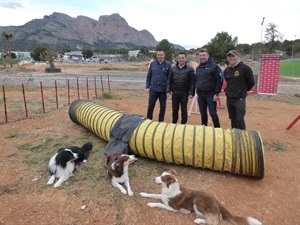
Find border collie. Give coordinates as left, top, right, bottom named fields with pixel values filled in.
left=105, top=153, right=137, bottom=196
left=140, top=170, right=262, bottom=225
left=47, top=142, right=93, bottom=188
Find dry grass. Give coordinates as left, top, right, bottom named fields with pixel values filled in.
left=7, top=62, right=149, bottom=74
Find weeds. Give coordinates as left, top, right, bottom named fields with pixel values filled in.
left=264, top=141, right=287, bottom=151
left=4, top=132, right=25, bottom=138
left=271, top=142, right=287, bottom=151
left=99, top=92, right=115, bottom=100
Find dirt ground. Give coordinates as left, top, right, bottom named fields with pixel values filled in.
left=0, top=63, right=299, bottom=225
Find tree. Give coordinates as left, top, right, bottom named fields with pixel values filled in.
left=264, top=23, right=283, bottom=53
left=82, top=49, right=94, bottom=59
left=31, top=46, right=49, bottom=61
left=40, top=50, right=58, bottom=68
left=204, top=32, right=238, bottom=64
left=31, top=45, right=61, bottom=72
left=140, top=46, right=149, bottom=60
left=155, top=39, right=175, bottom=62
left=236, top=43, right=251, bottom=55
left=2, top=32, right=13, bottom=67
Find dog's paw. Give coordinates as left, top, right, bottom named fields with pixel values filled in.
left=147, top=203, right=157, bottom=208
left=128, top=190, right=133, bottom=196
left=194, top=218, right=206, bottom=224
left=121, top=189, right=127, bottom=195
left=140, top=192, right=148, bottom=197
left=47, top=180, right=53, bottom=185
left=53, top=183, right=61, bottom=188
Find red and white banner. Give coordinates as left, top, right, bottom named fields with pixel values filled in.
left=258, top=54, right=280, bottom=95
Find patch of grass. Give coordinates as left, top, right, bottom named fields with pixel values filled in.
left=279, top=60, right=300, bottom=78
left=17, top=130, right=106, bottom=166
left=98, top=67, right=141, bottom=71
left=264, top=141, right=287, bottom=151
left=18, top=135, right=70, bottom=165
left=17, top=135, right=70, bottom=152
left=98, top=67, right=120, bottom=71
left=271, top=142, right=287, bottom=151
left=248, top=94, right=300, bottom=105
left=24, top=153, right=52, bottom=165
left=4, top=132, right=25, bottom=138
left=99, top=92, right=116, bottom=100
left=252, top=59, right=300, bottom=78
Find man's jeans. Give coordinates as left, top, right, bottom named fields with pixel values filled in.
left=197, top=91, right=220, bottom=127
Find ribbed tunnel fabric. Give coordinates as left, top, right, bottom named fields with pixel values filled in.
left=69, top=99, right=264, bottom=179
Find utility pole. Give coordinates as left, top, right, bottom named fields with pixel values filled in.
left=292, top=35, right=296, bottom=76
left=260, top=17, right=265, bottom=58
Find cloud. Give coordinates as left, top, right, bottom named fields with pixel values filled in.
left=2, top=1, right=22, bottom=9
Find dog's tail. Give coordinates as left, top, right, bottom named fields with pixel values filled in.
left=81, top=142, right=93, bottom=151
left=220, top=205, right=262, bottom=225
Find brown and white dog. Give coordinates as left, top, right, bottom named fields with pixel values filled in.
left=105, top=153, right=138, bottom=196
left=140, top=170, right=262, bottom=225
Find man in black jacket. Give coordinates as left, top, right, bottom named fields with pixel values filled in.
left=166, top=52, right=195, bottom=124
left=224, top=50, right=255, bottom=130
left=195, top=48, right=223, bottom=127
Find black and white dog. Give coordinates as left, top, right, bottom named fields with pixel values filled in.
left=47, top=142, right=93, bottom=188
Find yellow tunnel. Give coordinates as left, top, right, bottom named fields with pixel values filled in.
left=69, top=99, right=264, bottom=179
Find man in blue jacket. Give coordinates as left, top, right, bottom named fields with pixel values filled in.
left=195, top=48, right=223, bottom=127
left=146, top=49, right=172, bottom=122
left=166, top=52, right=195, bottom=124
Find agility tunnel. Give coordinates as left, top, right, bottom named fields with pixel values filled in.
left=69, top=99, right=264, bottom=179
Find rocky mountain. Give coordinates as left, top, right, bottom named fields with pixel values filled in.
left=0, top=12, right=182, bottom=52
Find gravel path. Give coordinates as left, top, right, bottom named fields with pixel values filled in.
left=0, top=72, right=299, bottom=95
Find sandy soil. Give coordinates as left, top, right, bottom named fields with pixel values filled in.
left=0, top=63, right=299, bottom=225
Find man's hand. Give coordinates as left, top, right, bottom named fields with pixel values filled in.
left=213, top=94, right=219, bottom=102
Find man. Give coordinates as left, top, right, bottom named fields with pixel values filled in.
left=224, top=50, right=255, bottom=130
left=146, top=49, right=172, bottom=122
left=195, top=48, right=223, bottom=127
left=166, top=52, right=195, bottom=124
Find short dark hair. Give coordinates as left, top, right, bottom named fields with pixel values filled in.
left=177, top=52, right=186, bottom=56
left=157, top=48, right=165, bottom=52
left=199, top=48, right=209, bottom=54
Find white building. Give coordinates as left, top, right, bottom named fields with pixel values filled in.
left=128, top=50, right=140, bottom=58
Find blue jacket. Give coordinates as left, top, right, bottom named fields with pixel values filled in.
left=146, top=59, right=172, bottom=92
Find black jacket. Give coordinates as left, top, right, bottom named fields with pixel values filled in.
left=224, top=61, right=255, bottom=98
left=195, top=59, right=223, bottom=95
left=166, top=63, right=195, bottom=96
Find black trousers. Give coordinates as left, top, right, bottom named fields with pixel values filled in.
left=147, top=91, right=167, bottom=122
left=226, top=97, right=246, bottom=130
left=171, top=93, right=189, bottom=124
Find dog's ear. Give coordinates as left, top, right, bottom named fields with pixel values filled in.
left=104, top=156, right=109, bottom=168
left=57, top=147, right=65, bottom=153
left=165, top=175, right=177, bottom=187
left=168, top=169, right=177, bottom=176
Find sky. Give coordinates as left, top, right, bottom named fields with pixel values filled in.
left=0, top=0, right=299, bottom=49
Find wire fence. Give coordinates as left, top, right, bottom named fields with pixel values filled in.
left=0, top=74, right=144, bottom=124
